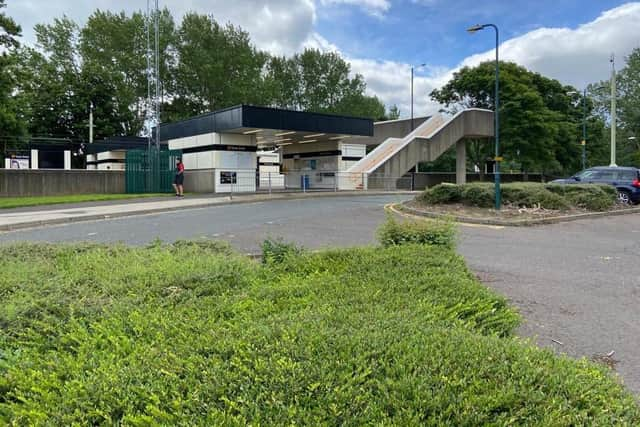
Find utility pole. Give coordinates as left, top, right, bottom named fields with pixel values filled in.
left=610, top=54, right=617, bottom=167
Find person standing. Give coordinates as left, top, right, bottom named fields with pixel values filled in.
left=173, top=158, right=185, bottom=197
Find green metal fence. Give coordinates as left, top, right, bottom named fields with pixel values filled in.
left=125, top=149, right=182, bottom=193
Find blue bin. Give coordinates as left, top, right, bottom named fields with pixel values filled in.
left=301, top=175, right=310, bottom=189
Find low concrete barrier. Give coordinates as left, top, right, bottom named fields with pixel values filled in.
left=0, top=169, right=125, bottom=197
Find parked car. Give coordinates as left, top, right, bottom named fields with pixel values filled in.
left=550, top=166, right=640, bottom=205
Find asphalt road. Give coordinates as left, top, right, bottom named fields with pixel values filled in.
left=0, top=195, right=411, bottom=252
left=1, top=195, right=639, bottom=393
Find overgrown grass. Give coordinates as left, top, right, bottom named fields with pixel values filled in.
left=0, top=193, right=169, bottom=209
left=418, top=182, right=617, bottom=211
left=0, top=240, right=638, bottom=424
left=377, top=214, right=456, bottom=248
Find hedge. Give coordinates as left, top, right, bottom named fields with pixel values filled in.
left=0, top=241, right=637, bottom=424
left=418, top=182, right=617, bottom=211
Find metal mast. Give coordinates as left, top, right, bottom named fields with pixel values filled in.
left=154, top=0, right=160, bottom=150
left=146, top=0, right=152, bottom=152
left=145, top=0, right=161, bottom=151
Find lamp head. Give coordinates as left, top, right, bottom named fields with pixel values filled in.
left=467, top=24, right=485, bottom=33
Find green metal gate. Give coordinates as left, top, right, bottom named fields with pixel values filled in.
left=125, top=149, right=182, bottom=193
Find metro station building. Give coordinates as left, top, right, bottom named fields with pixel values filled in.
left=159, top=104, right=493, bottom=193
left=160, top=105, right=376, bottom=193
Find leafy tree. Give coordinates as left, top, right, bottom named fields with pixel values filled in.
left=14, top=8, right=394, bottom=144
left=172, top=13, right=267, bottom=117
left=19, top=17, right=82, bottom=139
left=80, top=9, right=176, bottom=136
left=264, top=48, right=386, bottom=119
left=387, top=105, right=401, bottom=120
left=0, top=0, right=25, bottom=144
left=590, top=48, right=640, bottom=166
left=431, top=61, right=594, bottom=175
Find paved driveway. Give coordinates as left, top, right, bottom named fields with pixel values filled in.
left=457, top=215, right=640, bottom=393
left=0, top=196, right=638, bottom=392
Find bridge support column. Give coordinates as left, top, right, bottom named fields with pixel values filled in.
left=456, top=140, right=466, bottom=184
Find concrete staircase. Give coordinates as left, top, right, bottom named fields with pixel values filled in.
left=342, top=109, right=494, bottom=190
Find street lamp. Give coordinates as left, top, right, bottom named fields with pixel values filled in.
left=411, top=63, right=426, bottom=131
left=609, top=54, right=617, bottom=167
left=567, top=89, right=587, bottom=170
left=468, top=23, right=501, bottom=210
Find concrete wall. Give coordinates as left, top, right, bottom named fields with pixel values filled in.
left=183, top=169, right=216, bottom=193
left=350, top=116, right=429, bottom=147
left=0, top=169, right=125, bottom=197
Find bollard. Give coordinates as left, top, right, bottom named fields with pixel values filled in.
left=268, top=172, right=272, bottom=195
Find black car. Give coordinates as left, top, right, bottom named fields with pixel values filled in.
left=551, top=166, right=640, bottom=205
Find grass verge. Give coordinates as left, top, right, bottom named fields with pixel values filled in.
left=0, top=193, right=170, bottom=209
left=0, top=239, right=637, bottom=424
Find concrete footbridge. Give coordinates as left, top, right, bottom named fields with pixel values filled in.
left=342, top=109, right=495, bottom=190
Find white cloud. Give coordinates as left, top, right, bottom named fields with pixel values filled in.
left=459, top=2, right=640, bottom=89
left=7, top=0, right=317, bottom=55
left=349, top=59, right=445, bottom=118
left=320, top=0, right=390, bottom=16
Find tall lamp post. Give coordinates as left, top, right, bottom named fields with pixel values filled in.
left=609, top=54, right=617, bottom=167
left=411, top=63, right=426, bottom=131
left=468, top=23, right=501, bottom=210
left=567, top=89, right=587, bottom=170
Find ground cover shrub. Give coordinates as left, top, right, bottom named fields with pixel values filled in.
left=377, top=215, right=456, bottom=248
left=261, top=237, right=304, bottom=264
left=501, top=183, right=570, bottom=210
left=545, top=184, right=617, bottom=211
left=417, top=182, right=462, bottom=205
left=419, top=182, right=617, bottom=211
left=0, top=242, right=638, bottom=424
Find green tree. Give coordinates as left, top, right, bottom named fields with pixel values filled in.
left=172, top=13, right=267, bottom=118
left=19, top=17, right=82, bottom=139
left=387, top=105, right=401, bottom=120
left=0, top=0, right=25, bottom=144
left=264, top=48, right=386, bottom=119
left=80, top=9, right=176, bottom=136
left=431, top=61, right=591, bottom=175
left=591, top=48, right=640, bottom=166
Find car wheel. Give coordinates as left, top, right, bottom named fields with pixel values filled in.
left=617, top=190, right=631, bottom=205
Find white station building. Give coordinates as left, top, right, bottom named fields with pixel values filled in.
left=159, top=105, right=374, bottom=193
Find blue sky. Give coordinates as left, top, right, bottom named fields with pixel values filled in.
left=316, top=0, right=631, bottom=68
left=8, top=0, right=640, bottom=116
